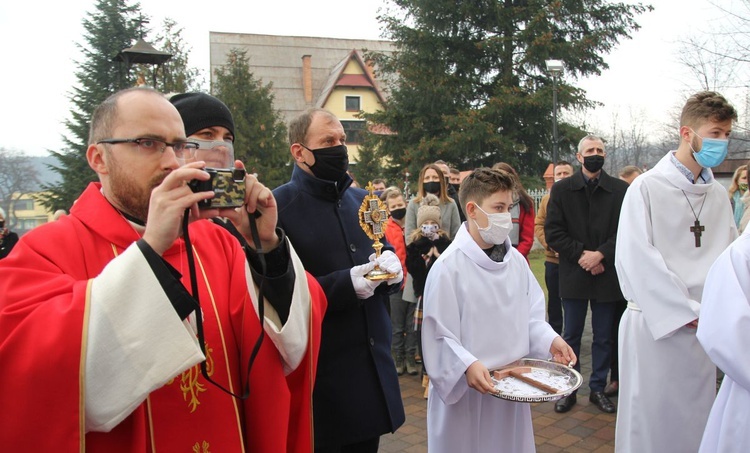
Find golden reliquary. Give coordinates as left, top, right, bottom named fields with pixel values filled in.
left=358, top=181, right=397, bottom=281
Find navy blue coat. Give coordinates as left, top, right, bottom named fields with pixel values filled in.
left=544, top=169, right=628, bottom=302
left=273, top=165, right=405, bottom=448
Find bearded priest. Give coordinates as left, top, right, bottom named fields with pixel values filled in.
left=0, top=87, right=327, bottom=452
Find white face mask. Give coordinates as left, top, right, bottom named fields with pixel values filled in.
left=421, top=223, right=439, bottom=239
left=473, top=205, right=513, bottom=245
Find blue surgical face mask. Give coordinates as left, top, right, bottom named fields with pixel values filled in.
left=690, top=129, right=729, bottom=168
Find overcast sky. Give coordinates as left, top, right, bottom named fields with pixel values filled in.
left=0, top=0, right=739, bottom=156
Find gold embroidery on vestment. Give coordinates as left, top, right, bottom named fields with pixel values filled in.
left=167, top=343, right=214, bottom=413
left=192, top=247, right=246, bottom=449
left=192, top=440, right=211, bottom=452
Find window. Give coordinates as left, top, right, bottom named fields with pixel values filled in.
left=345, top=96, right=361, bottom=112
left=341, top=120, right=366, bottom=145
left=13, top=199, right=34, bottom=211
left=19, top=218, right=44, bottom=230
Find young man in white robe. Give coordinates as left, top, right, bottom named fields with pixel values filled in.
left=422, top=167, right=576, bottom=453
left=614, top=91, right=738, bottom=453
left=697, top=230, right=750, bottom=453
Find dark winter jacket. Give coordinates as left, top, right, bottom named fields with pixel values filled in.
left=405, top=234, right=452, bottom=298
left=273, top=165, right=405, bottom=448
left=0, top=231, right=18, bottom=259
left=544, top=169, right=628, bottom=302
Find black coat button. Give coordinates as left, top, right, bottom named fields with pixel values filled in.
left=349, top=243, right=357, bottom=252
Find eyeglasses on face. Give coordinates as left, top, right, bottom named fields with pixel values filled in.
left=97, top=138, right=200, bottom=159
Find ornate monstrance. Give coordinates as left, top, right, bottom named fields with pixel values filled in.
left=358, top=181, right=397, bottom=281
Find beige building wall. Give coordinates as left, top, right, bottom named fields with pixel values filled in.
left=326, top=89, right=384, bottom=118
left=325, top=87, right=382, bottom=161
left=322, top=59, right=386, bottom=162
left=210, top=32, right=393, bottom=122
left=6, top=192, right=56, bottom=235
left=209, top=32, right=395, bottom=165
left=326, top=59, right=385, bottom=117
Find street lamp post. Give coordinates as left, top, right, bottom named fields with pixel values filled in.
left=545, top=59, right=564, bottom=181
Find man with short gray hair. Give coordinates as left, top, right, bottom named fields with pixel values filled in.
left=545, top=135, right=629, bottom=414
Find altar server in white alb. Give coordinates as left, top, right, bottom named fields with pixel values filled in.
left=422, top=167, right=576, bottom=453
left=697, top=231, right=750, bottom=452
left=614, top=91, right=738, bottom=453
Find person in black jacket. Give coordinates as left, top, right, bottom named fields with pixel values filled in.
left=273, top=108, right=405, bottom=453
left=544, top=135, right=629, bottom=415
left=0, top=207, right=19, bottom=259
left=406, top=194, right=452, bottom=300
left=406, top=194, right=452, bottom=398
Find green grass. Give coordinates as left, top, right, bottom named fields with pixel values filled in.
left=528, top=249, right=548, bottom=299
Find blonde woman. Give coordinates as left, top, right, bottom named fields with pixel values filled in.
left=729, top=164, right=747, bottom=228
left=403, top=163, right=460, bottom=369
left=404, top=163, right=461, bottom=244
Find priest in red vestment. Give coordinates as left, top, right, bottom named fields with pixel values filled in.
left=0, top=87, right=326, bottom=452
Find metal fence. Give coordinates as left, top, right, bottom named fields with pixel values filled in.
left=528, top=188, right=547, bottom=213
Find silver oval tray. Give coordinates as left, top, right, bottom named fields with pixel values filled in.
left=489, top=358, right=582, bottom=403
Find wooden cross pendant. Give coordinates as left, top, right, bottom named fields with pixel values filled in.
left=690, top=219, right=705, bottom=247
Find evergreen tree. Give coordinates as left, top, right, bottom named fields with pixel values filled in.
left=212, top=49, right=291, bottom=189
left=148, top=18, right=204, bottom=94
left=38, top=0, right=142, bottom=212
left=353, top=130, right=415, bottom=194
left=366, top=0, right=652, bottom=179
left=39, top=5, right=202, bottom=212
left=351, top=131, right=383, bottom=188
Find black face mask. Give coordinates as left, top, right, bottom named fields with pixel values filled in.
left=450, top=183, right=460, bottom=193
left=583, top=155, right=605, bottom=173
left=423, top=181, right=441, bottom=195
left=0, top=220, right=4, bottom=228
left=303, top=144, right=349, bottom=182
left=390, top=207, right=406, bottom=220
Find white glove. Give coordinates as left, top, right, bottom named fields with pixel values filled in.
left=350, top=260, right=381, bottom=299
left=371, top=250, right=404, bottom=286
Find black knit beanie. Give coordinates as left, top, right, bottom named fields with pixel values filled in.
left=169, top=92, right=235, bottom=138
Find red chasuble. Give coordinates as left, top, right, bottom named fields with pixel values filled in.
left=0, top=183, right=326, bottom=452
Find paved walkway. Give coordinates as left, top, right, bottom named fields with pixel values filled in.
left=379, top=310, right=616, bottom=452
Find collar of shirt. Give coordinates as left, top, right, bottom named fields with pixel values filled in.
left=581, top=172, right=599, bottom=186
left=291, top=164, right=353, bottom=200
left=483, top=243, right=507, bottom=262
left=670, top=151, right=709, bottom=184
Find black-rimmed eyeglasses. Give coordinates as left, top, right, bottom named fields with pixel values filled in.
left=97, top=138, right=199, bottom=159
